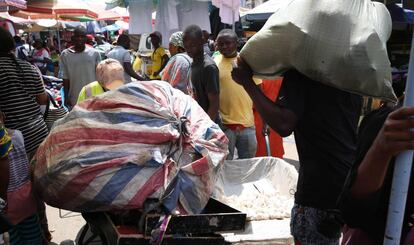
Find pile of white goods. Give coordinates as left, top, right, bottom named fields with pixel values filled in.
left=221, top=186, right=293, bottom=221
left=214, top=157, right=297, bottom=221
left=240, top=0, right=396, bottom=102
left=214, top=157, right=298, bottom=244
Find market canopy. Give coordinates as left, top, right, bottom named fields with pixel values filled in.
left=0, top=0, right=26, bottom=11
left=97, top=7, right=128, bottom=21
left=9, top=0, right=98, bottom=21
left=0, top=11, right=31, bottom=24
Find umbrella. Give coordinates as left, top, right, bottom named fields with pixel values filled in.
left=101, top=20, right=128, bottom=32
left=53, top=0, right=98, bottom=19
left=9, top=0, right=98, bottom=21
left=0, top=0, right=26, bottom=11
left=97, top=7, right=128, bottom=21
left=0, top=11, right=32, bottom=24
left=36, top=18, right=57, bottom=27
left=101, top=23, right=121, bottom=32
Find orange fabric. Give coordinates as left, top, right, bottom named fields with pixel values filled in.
left=254, top=78, right=285, bottom=158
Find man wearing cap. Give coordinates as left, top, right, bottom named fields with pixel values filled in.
left=77, top=59, right=125, bottom=103
left=160, top=32, right=192, bottom=94
left=108, top=34, right=143, bottom=83
left=149, top=31, right=169, bottom=80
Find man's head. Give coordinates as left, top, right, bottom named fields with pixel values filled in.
left=0, top=27, right=15, bottom=54
left=13, top=36, right=23, bottom=45
left=117, top=34, right=130, bottom=49
left=96, top=59, right=125, bottom=90
left=150, top=31, right=162, bottom=48
left=95, top=34, right=105, bottom=45
left=183, top=25, right=204, bottom=59
left=216, top=29, right=238, bottom=58
left=72, top=26, right=87, bottom=52
left=33, top=40, right=43, bottom=49
left=86, top=34, right=95, bottom=46
left=202, top=30, right=210, bottom=44
left=168, top=31, right=185, bottom=56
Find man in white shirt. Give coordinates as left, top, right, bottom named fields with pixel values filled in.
left=60, top=26, right=101, bottom=108
left=107, top=34, right=143, bottom=83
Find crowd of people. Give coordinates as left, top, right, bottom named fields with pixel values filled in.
left=0, top=20, right=413, bottom=245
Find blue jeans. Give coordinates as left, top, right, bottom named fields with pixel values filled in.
left=224, top=126, right=257, bottom=160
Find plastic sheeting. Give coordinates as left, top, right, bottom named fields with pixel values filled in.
left=33, top=80, right=228, bottom=214
left=214, top=157, right=297, bottom=244
left=240, top=0, right=397, bottom=103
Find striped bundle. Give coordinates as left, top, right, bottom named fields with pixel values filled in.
left=33, top=81, right=228, bottom=214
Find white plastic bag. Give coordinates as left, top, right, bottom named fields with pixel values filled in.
left=240, top=0, right=396, bottom=102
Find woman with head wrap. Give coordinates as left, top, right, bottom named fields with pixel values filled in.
left=160, top=31, right=193, bottom=95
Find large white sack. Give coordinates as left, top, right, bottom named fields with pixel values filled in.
left=240, top=0, right=397, bottom=102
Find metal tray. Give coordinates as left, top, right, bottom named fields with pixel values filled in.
left=144, top=198, right=246, bottom=237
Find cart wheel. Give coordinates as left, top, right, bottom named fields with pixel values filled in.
left=77, top=223, right=108, bottom=245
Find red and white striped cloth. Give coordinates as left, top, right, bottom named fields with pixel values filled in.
left=33, top=80, right=228, bottom=214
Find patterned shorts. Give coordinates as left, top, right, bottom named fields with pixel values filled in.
left=290, top=204, right=341, bottom=245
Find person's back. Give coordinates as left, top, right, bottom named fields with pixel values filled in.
left=161, top=31, right=192, bottom=94
left=107, top=34, right=143, bottom=83
left=107, top=46, right=131, bottom=82
left=0, top=56, right=48, bottom=155
left=161, top=53, right=192, bottom=94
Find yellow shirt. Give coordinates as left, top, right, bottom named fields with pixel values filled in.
left=150, top=47, right=166, bottom=80
left=77, top=81, right=105, bottom=104
left=214, top=54, right=261, bottom=127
